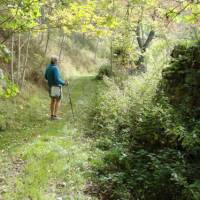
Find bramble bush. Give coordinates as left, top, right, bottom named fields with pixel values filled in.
left=87, top=43, right=200, bottom=200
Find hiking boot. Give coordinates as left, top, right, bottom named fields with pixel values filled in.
left=52, top=116, right=62, bottom=120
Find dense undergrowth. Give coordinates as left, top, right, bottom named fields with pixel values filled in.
left=87, top=43, right=200, bottom=200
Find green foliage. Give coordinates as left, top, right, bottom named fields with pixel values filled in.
left=96, top=64, right=113, bottom=80
left=161, top=43, right=200, bottom=119
left=182, top=121, right=200, bottom=154
left=0, top=78, right=19, bottom=98
left=87, top=55, right=200, bottom=199
left=94, top=148, right=187, bottom=200
left=49, top=0, right=119, bottom=36
left=0, top=0, right=44, bottom=31
left=172, top=1, right=200, bottom=25
left=160, top=42, right=200, bottom=161
left=112, top=41, right=137, bottom=70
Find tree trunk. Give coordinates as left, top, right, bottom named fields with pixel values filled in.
left=110, top=0, right=115, bottom=73
left=135, top=22, right=155, bottom=73
left=58, top=34, right=65, bottom=62
left=39, top=29, right=50, bottom=68
left=11, top=34, right=14, bottom=83
left=143, top=30, right=155, bottom=50
left=110, top=35, right=114, bottom=72
left=39, top=32, right=44, bottom=45
left=21, top=32, right=31, bottom=87
left=94, top=38, right=99, bottom=61
left=17, top=33, right=21, bottom=83
left=44, top=29, right=50, bottom=56
left=136, top=22, right=143, bottom=49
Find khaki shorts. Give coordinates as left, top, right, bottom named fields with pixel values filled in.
left=49, top=86, right=63, bottom=100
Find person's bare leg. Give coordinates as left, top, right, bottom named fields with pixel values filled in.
left=54, top=98, right=61, bottom=117
left=50, top=98, right=56, bottom=117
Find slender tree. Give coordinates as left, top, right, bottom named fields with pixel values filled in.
left=11, top=34, right=14, bottom=83
left=17, top=33, right=21, bottom=83
left=21, top=32, right=31, bottom=87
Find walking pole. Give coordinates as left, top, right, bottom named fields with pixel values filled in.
left=67, top=84, right=75, bottom=120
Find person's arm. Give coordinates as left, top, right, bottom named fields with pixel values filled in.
left=54, top=67, right=66, bottom=86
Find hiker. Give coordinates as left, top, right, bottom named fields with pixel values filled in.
left=45, top=56, right=67, bottom=120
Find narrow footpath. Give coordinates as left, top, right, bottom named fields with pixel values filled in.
left=0, top=76, right=100, bottom=200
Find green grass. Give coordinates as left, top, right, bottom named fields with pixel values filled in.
left=0, top=76, right=102, bottom=200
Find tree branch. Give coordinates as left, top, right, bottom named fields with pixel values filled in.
left=143, top=30, right=155, bottom=50
left=136, top=23, right=143, bottom=49
left=0, top=0, right=22, bottom=26
left=166, top=2, right=192, bottom=26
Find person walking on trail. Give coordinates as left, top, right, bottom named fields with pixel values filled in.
left=45, top=56, right=67, bottom=120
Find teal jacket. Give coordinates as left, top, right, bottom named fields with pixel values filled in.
left=45, top=64, right=65, bottom=87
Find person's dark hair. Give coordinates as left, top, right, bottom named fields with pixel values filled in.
left=50, top=56, right=58, bottom=65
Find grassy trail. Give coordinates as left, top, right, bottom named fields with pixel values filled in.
left=0, top=76, right=100, bottom=200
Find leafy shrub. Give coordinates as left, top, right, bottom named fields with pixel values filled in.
left=0, top=77, right=19, bottom=98
left=93, top=148, right=187, bottom=200
left=96, top=64, right=113, bottom=80
left=89, top=88, right=191, bottom=199
left=160, top=42, right=200, bottom=175
left=87, top=51, right=200, bottom=199
left=161, top=43, right=200, bottom=119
